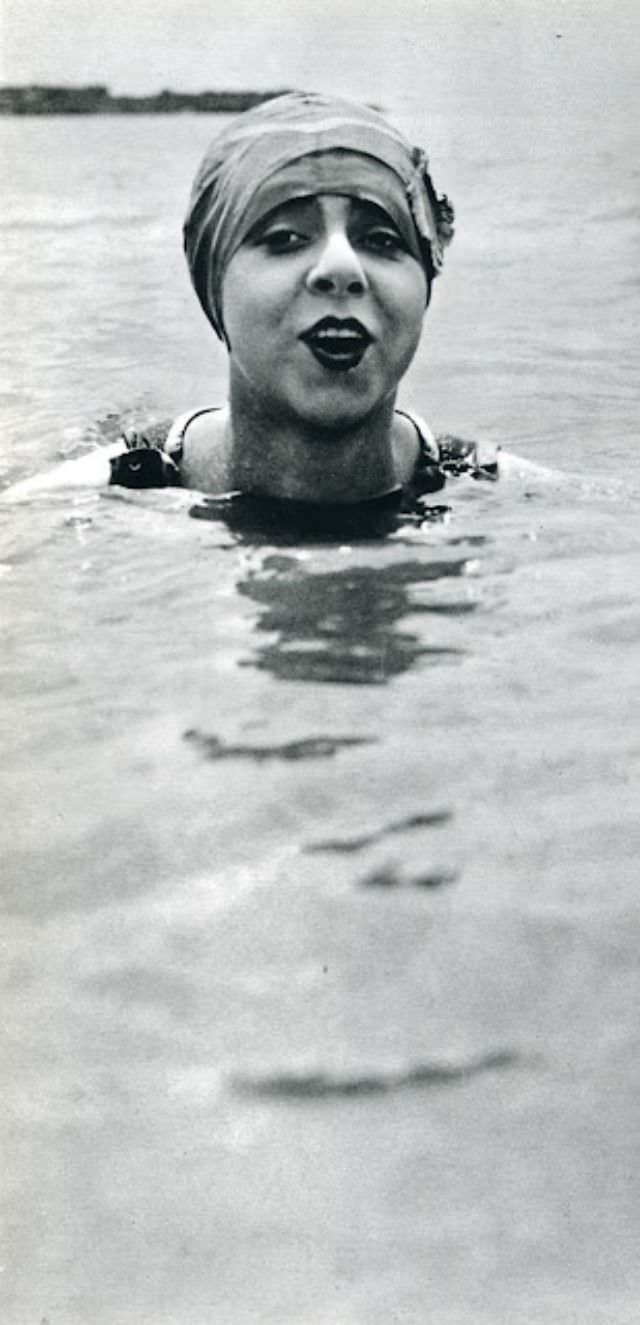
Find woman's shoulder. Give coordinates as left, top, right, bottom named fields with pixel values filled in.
left=165, top=407, right=224, bottom=460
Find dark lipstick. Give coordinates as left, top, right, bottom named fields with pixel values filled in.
left=299, top=316, right=373, bottom=372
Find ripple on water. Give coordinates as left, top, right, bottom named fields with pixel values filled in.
left=183, top=729, right=374, bottom=761
left=231, top=1048, right=523, bottom=1100
left=304, top=808, right=453, bottom=853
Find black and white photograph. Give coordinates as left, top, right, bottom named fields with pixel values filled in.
left=1, top=2, right=638, bottom=1322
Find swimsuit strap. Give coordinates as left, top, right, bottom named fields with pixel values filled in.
left=394, top=408, right=448, bottom=495
left=164, top=406, right=222, bottom=463
left=394, top=408, right=440, bottom=463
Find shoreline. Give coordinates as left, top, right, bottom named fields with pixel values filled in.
left=0, top=84, right=291, bottom=116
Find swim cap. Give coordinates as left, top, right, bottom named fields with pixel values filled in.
left=183, top=91, right=455, bottom=339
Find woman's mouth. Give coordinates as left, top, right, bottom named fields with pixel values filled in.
left=300, top=317, right=373, bottom=372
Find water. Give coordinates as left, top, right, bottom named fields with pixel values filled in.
left=1, top=106, right=639, bottom=1325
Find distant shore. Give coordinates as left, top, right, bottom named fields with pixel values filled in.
left=0, top=84, right=292, bottom=116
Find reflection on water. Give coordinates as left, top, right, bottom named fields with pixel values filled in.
left=238, top=554, right=472, bottom=684
left=184, top=729, right=373, bottom=761
left=232, top=1047, right=522, bottom=1100
left=358, top=862, right=459, bottom=890
left=189, top=491, right=451, bottom=544
left=305, top=807, right=453, bottom=853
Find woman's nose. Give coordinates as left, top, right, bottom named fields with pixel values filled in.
left=305, top=231, right=369, bottom=296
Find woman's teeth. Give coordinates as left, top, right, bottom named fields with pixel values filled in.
left=315, top=328, right=362, bottom=339
left=302, top=325, right=371, bottom=370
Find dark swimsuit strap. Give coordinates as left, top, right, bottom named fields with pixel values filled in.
left=394, top=407, right=439, bottom=461
left=164, top=407, right=222, bottom=465
left=394, top=409, right=448, bottom=495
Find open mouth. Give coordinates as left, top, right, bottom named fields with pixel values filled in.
left=299, top=317, right=373, bottom=372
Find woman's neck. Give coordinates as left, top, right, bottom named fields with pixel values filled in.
left=225, top=386, right=404, bottom=504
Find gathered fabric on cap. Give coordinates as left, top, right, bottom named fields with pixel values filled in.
left=183, top=91, right=455, bottom=339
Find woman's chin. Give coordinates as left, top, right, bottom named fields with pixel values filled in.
left=277, top=371, right=393, bottom=432
left=287, top=396, right=382, bottom=435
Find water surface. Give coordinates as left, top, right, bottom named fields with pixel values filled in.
left=1, top=104, right=639, bottom=1325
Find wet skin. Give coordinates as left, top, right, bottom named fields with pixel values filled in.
left=221, top=194, right=429, bottom=434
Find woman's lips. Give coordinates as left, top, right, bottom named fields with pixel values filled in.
left=299, top=316, right=373, bottom=372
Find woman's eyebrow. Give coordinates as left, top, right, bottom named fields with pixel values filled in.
left=349, top=198, right=400, bottom=228
left=249, top=198, right=319, bottom=234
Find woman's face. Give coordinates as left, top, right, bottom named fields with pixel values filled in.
left=220, top=194, right=429, bottom=430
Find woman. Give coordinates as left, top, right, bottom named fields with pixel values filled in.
left=7, top=92, right=501, bottom=506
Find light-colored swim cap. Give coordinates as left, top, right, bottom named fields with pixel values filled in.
left=183, top=91, right=455, bottom=338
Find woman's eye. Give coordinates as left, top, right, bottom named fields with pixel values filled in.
left=360, top=228, right=405, bottom=255
left=260, top=228, right=307, bottom=253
